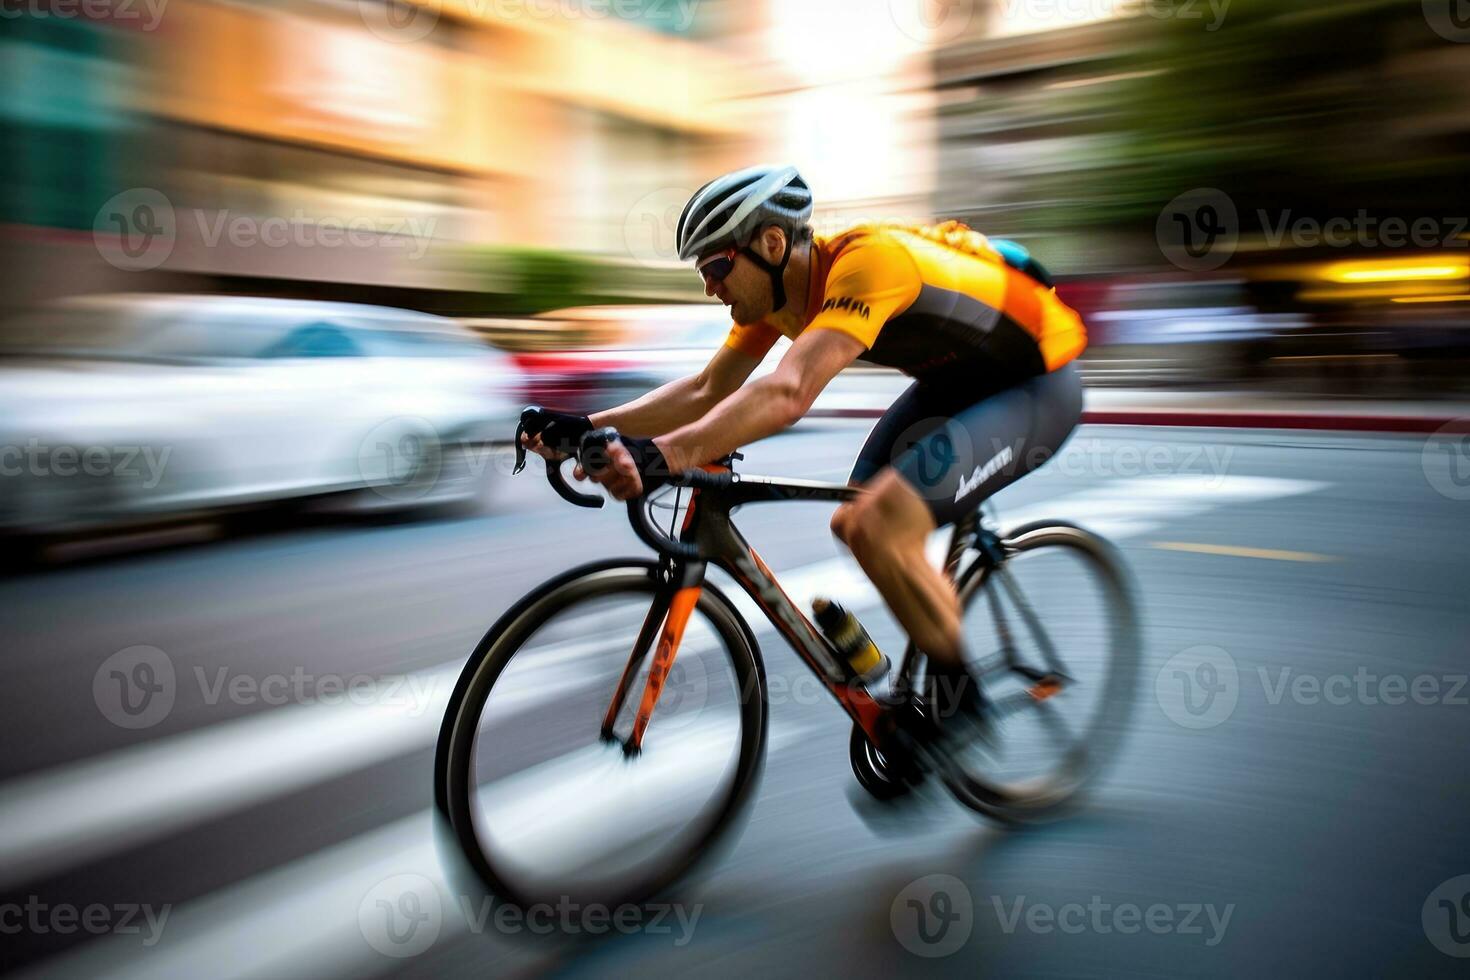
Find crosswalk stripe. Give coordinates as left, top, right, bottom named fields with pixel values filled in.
left=0, top=474, right=1326, bottom=897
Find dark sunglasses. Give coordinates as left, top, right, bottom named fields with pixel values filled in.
left=696, top=247, right=738, bottom=287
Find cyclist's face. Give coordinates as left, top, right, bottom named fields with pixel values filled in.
left=699, top=234, right=780, bottom=324
left=700, top=249, right=760, bottom=324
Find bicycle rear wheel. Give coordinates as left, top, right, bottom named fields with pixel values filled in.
left=435, top=561, right=767, bottom=913
left=941, top=520, right=1140, bottom=822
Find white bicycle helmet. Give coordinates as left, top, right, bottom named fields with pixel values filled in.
left=676, top=165, right=814, bottom=311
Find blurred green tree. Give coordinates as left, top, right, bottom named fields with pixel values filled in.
left=1039, top=0, right=1465, bottom=238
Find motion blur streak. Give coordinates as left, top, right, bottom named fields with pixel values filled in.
left=2, top=0, right=1469, bottom=977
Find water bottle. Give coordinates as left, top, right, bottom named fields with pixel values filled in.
left=812, top=597, right=890, bottom=685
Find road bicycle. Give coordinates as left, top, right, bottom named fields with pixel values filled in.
left=434, top=411, right=1140, bottom=912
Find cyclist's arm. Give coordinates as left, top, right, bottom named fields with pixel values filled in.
left=588, top=342, right=762, bottom=438
left=654, top=240, right=918, bottom=472
left=654, top=327, right=866, bottom=472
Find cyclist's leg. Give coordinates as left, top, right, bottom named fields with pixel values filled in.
left=835, top=382, right=964, bottom=665
left=832, top=364, right=1084, bottom=673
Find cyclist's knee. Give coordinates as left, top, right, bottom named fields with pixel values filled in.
left=832, top=471, right=932, bottom=554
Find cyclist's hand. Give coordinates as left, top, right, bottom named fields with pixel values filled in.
left=518, top=409, right=592, bottom=463
left=520, top=431, right=570, bottom=463
left=574, top=440, right=644, bottom=501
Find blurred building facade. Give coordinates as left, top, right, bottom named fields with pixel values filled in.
left=2, top=0, right=769, bottom=314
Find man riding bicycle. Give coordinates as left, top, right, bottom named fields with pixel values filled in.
left=521, top=164, right=1087, bottom=728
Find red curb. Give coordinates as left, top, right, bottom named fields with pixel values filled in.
left=1077, top=410, right=1468, bottom=434
left=807, top=407, right=1469, bottom=434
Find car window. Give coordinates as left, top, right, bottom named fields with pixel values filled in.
left=141, top=314, right=297, bottom=360
left=260, top=322, right=362, bottom=358
left=354, top=328, right=489, bottom=358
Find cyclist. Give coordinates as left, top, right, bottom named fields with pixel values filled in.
left=521, top=164, right=1086, bottom=728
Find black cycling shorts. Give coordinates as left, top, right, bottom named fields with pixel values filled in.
left=848, top=364, right=1083, bottom=526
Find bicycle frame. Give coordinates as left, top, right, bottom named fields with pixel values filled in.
left=600, top=464, right=987, bottom=755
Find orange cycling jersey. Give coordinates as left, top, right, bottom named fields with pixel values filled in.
left=724, top=221, right=1086, bottom=390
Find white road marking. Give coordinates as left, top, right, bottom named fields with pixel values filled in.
left=0, top=474, right=1326, bottom=894
left=19, top=716, right=821, bottom=980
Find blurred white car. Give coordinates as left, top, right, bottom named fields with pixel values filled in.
left=0, top=294, right=522, bottom=536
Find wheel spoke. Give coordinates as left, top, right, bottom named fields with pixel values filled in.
left=995, top=567, right=1071, bottom=678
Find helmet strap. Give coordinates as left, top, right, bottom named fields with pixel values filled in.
left=742, top=233, right=793, bottom=315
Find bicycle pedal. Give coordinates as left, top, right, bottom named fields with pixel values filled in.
left=1028, top=676, right=1064, bottom=701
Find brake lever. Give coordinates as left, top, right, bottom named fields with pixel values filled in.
left=513, top=405, right=550, bottom=476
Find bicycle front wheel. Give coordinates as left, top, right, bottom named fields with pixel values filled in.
left=435, top=561, right=767, bottom=912
left=942, top=520, right=1141, bottom=822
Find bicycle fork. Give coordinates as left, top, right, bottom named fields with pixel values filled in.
left=600, top=559, right=706, bottom=757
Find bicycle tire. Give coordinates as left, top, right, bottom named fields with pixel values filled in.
left=941, top=519, right=1141, bottom=823
left=434, top=559, right=767, bottom=914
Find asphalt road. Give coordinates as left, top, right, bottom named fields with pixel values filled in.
left=2, top=422, right=1468, bottom=978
